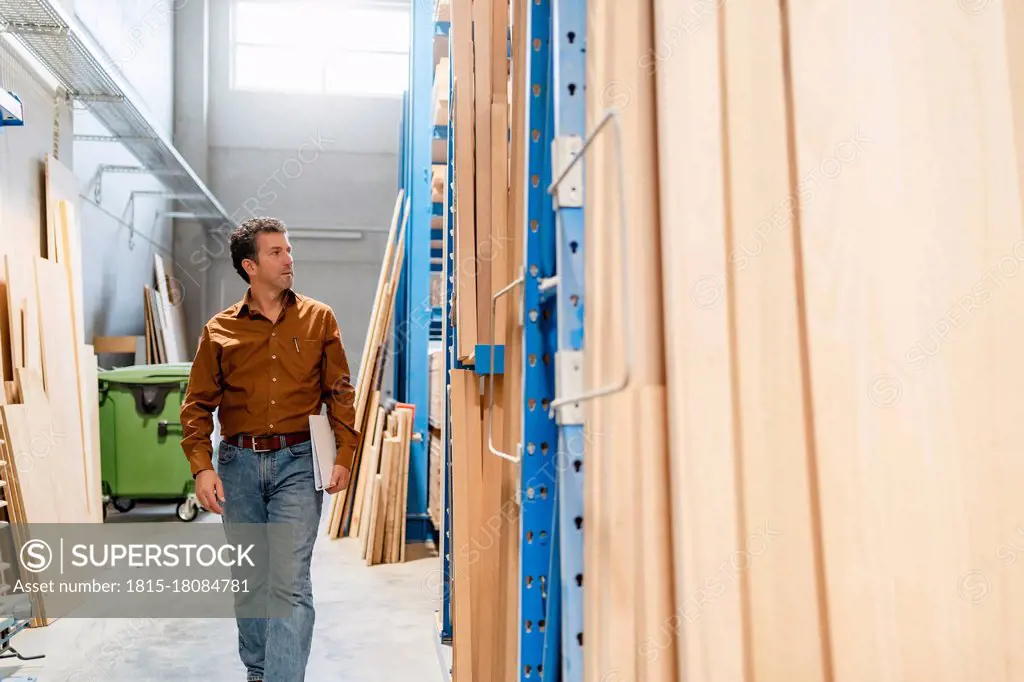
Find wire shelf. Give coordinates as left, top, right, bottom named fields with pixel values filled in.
left=0, top=0, right=233, bottom=227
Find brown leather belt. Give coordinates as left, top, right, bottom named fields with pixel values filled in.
left=228, top=431, right=311, bottom=452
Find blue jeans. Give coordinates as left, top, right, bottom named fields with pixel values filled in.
left=216, top=438, right=323, bottom=682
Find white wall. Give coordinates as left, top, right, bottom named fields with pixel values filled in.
left=74, top=0, right=178, bottom=354
left=174, top=0, right=405, bottom=373
left=0, top=0, right=176, bottom=370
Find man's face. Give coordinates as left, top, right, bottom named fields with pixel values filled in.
left=248, top=231, right=294, bottom=291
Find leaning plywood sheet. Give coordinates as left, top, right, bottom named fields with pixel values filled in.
left=147, top=286, right=168, bottom=364
left=44, top=154, right=78, bottom=263
left=451, top=0, right=478, bottom=361
left=78, top=345, right=102, bottom=524
left=2, top=383, right=64, bottom=526
left=358, top=404, right=388, bottom=555
left=143, top=286, right=155, bottom=364
left=56, top=200, right=99, bottom=522
left=348, top=392, right=382, bottom=539
left=650, top=1, right=746, bottom=680
left=0, top=403, right=52, bottom=626
left=55, top=200, right=84, bottom=348
left=449, top=369, right=479, bottom=682
left=5, top=255, right=41, bottom=378
left=498, top=5, right=527, bottom=675
left=396, top=406, right=414, bottom=563
left=716, top=0, right=831, bottom=679
left=33, top=260, right=91, bottom=523
left=0, top=278, right=13, bottom=382
left=154, top=254, right=188, bottom=362
left=354, top=193, right=404, bottom=427
left=586, top=0, right=673, bottom=679
left=787, top=2, right=1024, bottom=681
left=472, top=0, right=493, bottom=347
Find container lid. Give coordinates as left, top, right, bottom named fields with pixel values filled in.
left=98, top=363, right=193, bottom=384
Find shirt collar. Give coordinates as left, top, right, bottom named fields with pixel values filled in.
left=235, top=288, right=298, bottom=318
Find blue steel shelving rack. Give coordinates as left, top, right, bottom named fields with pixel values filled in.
left=520, top=0, right=561, bottom=677
left=519, top=0, right=587, bottom=678
left=403, top=1, right=588, bottom=679
left=394, top=0, right=438, bottom=546
left=439, top=6, right=456, bottom=645
left=548, top=2, right=586, bottom=679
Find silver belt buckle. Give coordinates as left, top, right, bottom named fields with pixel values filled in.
left=249, top=436, right=271, bottom=453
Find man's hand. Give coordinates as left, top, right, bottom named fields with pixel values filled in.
left=195, top=469, right=226, bottom=514
left=325, top=465, right=351, bottom=495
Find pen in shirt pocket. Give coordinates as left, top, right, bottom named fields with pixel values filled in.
left=293, top=336, right=299, bottom=353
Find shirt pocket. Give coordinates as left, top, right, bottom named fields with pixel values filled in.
left=279, top=337, right=322, bottom=382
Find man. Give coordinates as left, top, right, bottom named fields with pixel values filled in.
left=179, top=217, right=359, bottom=682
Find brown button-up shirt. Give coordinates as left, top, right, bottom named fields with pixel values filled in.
left=180, top=288, right=360, bottom=477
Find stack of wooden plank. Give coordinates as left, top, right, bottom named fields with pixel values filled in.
left=326, top=191, right=408, bottom=539
left=144, top=253, right=190, bottom=364
left=0, top=155, right=103, bottom=627
left=443, top=0, right=523, bottom=680
left=579, top=1, right=1024, bottom=681
left=427, top=426, right=442, bottom=530
left=355, top=402, right=414, bottom=566
left=428, top=348, right=443, bottom=529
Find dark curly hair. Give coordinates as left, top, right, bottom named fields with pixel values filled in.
left=229, top=217, right=287, bottom=283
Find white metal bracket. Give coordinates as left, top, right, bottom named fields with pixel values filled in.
left=554, top=350, right=585, bottom=425
left=551, top=135, right=584, bottom=208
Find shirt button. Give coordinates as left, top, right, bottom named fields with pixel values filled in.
left=272, top=332, right=276, bottom=337
left=272, top=377, right=277, bottom=382
left=272, top=355, right=277, bottom=360
left=271, top=400, right=276, bottom=405
left=270, top=424, right=274, bottom=429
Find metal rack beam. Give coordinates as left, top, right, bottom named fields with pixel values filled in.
left=439, top=14, right=457, bottom=642
left=550, top=2, right=586, bottom=679
left=393, top=0, right=435, bottom=546
left=0, top=0, right=234, bottom=228
left=520, top=0, right=561, bottom=677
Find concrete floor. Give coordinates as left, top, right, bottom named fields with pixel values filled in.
left=0, top=501, right=447, bottom=682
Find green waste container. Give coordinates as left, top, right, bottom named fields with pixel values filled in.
left=98, top=363, right=200, bottom=521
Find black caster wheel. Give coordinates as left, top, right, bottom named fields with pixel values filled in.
left=112, top=497, right=136, bottom=513
left=176, top=499, right=199, bottom=522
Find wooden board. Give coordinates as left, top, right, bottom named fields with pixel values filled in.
left=500, top=4, right=527, bottom=675
left=334, top=203, right=409, bottom=539
left=371, top=436, right=399, bottom=566
left=384, top=413, right=405, bottom=563
left=358, top=404, right=388, bottom=557
left=648, top=1, right=748, bottom=679
left=354, top=192, right=404, bottom=426
left=0, top=404, right=48, bottom=625
left=3, top=382, right=66, bottom=527
left=718, top=0, right=830, bottom=678
left=366, top=474, right=384, bottom=565
left=44, top=154, right=78, bottom=264
left=78, top=345, right=102, bottom=524
left=3, top=382, right=15, bottom=405
left=349, top=392, right=382, bottom=538
left=0, top=279, right=14, bottom=383
left=396, top=406, right=413, bottom=563
left=5, top=255, right=41, bottom=377
left=33, top=260, right=90, bottom=524
left=785, top=2, right=1024, bottom=680
left=451, top=0, right=478, bottom=361
left=472, top=0, right=493, bottom=346
left=154, top=254, right=187, bottom=362
left=449, top=369, right=479, bottom=681
left=55, top=200, right=84, bottom=349
left=55, top=200, right=99, bottom=521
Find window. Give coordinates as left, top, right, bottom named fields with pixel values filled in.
left=230, top=0, right=410, bottom=96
